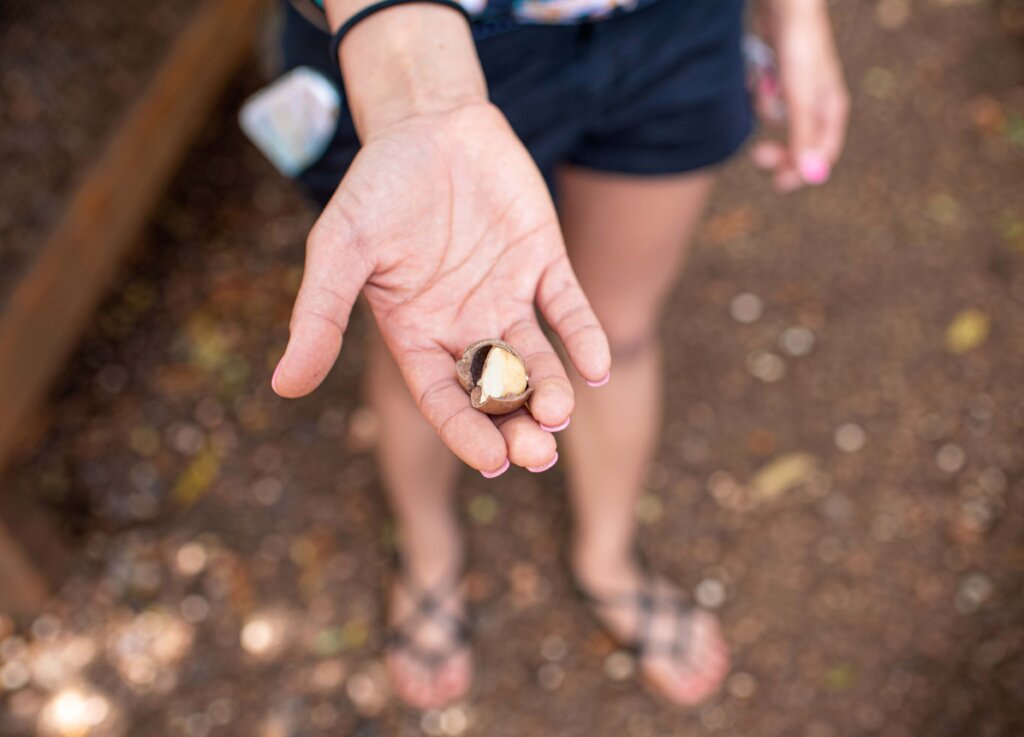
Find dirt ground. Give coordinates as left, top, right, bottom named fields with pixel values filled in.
left=0, top=0, right=201, bottom=301
left=2, top=1, right=1023, bottom=736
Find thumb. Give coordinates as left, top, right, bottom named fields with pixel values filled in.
left=785, top=75, right=830, bottom=186
left=272, top=212, right=374, bottom=398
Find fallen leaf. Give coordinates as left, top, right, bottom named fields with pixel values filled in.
left=468, top=494, right=498, bottom=524
left=172, top=447, right=220, bottom=506
left=945, top=308, right=990, bottom=354
left=824, top=663, right=857, bottom=691
left=750, top=453, right=818, bottom=502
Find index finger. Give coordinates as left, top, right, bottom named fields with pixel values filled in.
left=536, top=254, right=612, bottom=385
left=394, top=343, right=510, bottom=476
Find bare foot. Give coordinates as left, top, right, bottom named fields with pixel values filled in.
left=385, top=525, right=473, bottom=710
left=571, top=547, right=730, bottom=706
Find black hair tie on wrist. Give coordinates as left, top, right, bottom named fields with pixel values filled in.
left=328, top=0, right=473, bottom=68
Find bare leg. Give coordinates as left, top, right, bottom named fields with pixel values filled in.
left=363, top=318, right=470, bottom=709
left=557, top=166, right=729, bottom=705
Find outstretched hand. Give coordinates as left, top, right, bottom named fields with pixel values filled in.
left=272, top=102, right=611, bottom=475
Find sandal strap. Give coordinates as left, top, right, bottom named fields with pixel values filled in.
left=386, top=548, right=472, bottom=672
left=570, top=547, right=695, bottom=661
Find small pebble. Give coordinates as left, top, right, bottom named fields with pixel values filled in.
left=346, top=665, right=388, bottom=716
left=978, top=467, right=1007, bottom=494
left=207, top=698, right=234, bottom=725
left=876, top=0, right=910, bottom=30
left=726, top=671, right=757, bottom=699
left=252, top=476, right=283, bottom=506
left=834, top=423, right=866, bottom=453
left=0, top=660, right=31, bottom=690
left=180, top=595, right=210, bottom=624
left=604, top=651, right=635, bottom=681
left=421, top=710, right=444, bottom=736
left=310, top=660, right=346, bottom=692
left=1, top=634, right=27, bottom=663
left=747, top=352, right=786, bottom=382
left=821, top=492, right=853, bottom=523
left=730, top=293, right=764, bottom=324
left=700, top=704, right=730, bottom=730
left=936, top=443, right=966, bottom=473
left=540, top=634, right=568, bottom=662
left=184, top=712, right=213, bottom=737
left=31, top=614, right=61, bottom=640
left=95, top=364, right=129, bottom=395
left=346, top=406, right=380, bottom=452
left=538, top=662, right=564, bottom=690
left=955, top=573, right=994, bottom=614
left=175, top=542, right=207, bottom=576
left=695, top=578, right=726, bottom=609
left=440, top=706, right=468, bottom=735
left=240, top=617, right=280, bottom=657
left=170, top=423, right=205, bottom=455
left=779, top=326, right=815, bottom=356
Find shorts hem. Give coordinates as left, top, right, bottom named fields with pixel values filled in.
left=564, top=115, right=755, bottom=178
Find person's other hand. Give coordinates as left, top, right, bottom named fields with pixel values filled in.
left=750, top=0, right=850, bottom=193
left=272, top=102, right=611, bottom=475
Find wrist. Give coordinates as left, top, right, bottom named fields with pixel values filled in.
left=325, top=1, right=487, bottom=138
left=760, top=0, right=828, bottom=25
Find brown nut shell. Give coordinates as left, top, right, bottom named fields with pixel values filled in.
left=455, top=339, right=533, bottom=415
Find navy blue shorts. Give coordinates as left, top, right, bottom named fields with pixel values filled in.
left=280, top=0, right=753, bottom=206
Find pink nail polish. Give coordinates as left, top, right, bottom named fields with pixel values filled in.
left=586, top=372, right=611, bottom=388
left=527, top=452, right=559, bottom=473
left=798, top=153, right=830, bottom=185
left=540, top=417, right=570, bottom=433
left=480, top=458, right=510, bottom=479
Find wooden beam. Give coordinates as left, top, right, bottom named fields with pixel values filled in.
left=0, top=0, right=269, bottom=612
left=0, top=491, right=69, bottom=614
left=0, top=0, right=267, bottom=470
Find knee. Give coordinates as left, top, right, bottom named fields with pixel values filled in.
left=601, top=320, right=660, bottom=366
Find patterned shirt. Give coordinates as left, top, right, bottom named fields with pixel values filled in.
left=294, top=0, right=654, bottom=28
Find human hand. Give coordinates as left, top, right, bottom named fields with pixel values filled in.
left=749, top=0, right=850, bottom=192
left=272, top=101, right=611, bottom=475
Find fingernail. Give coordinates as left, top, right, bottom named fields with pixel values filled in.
left=586, top=372, right=611, bottom=388
left=480, top=458, right=510, bottom=479
left=271, top=364, right=282, bottom=392
left=798, top=153, right=830, bottom=185
left=540, top=417, right=570, bottom=433
left=527, top=452, right=559, bottom=473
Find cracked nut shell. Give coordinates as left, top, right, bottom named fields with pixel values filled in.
left=455, top=339, right=533, bottom=415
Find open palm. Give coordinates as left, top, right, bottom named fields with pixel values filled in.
left=272, top=103, right=611, bottom=473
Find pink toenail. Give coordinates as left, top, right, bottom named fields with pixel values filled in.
left=540, top=417, right=570, bottom=432
left=586, top=371, right=611, bottom=388
left=527, top=452, right=559, bottom=473
left=480, top=458, right=510, bottom=479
